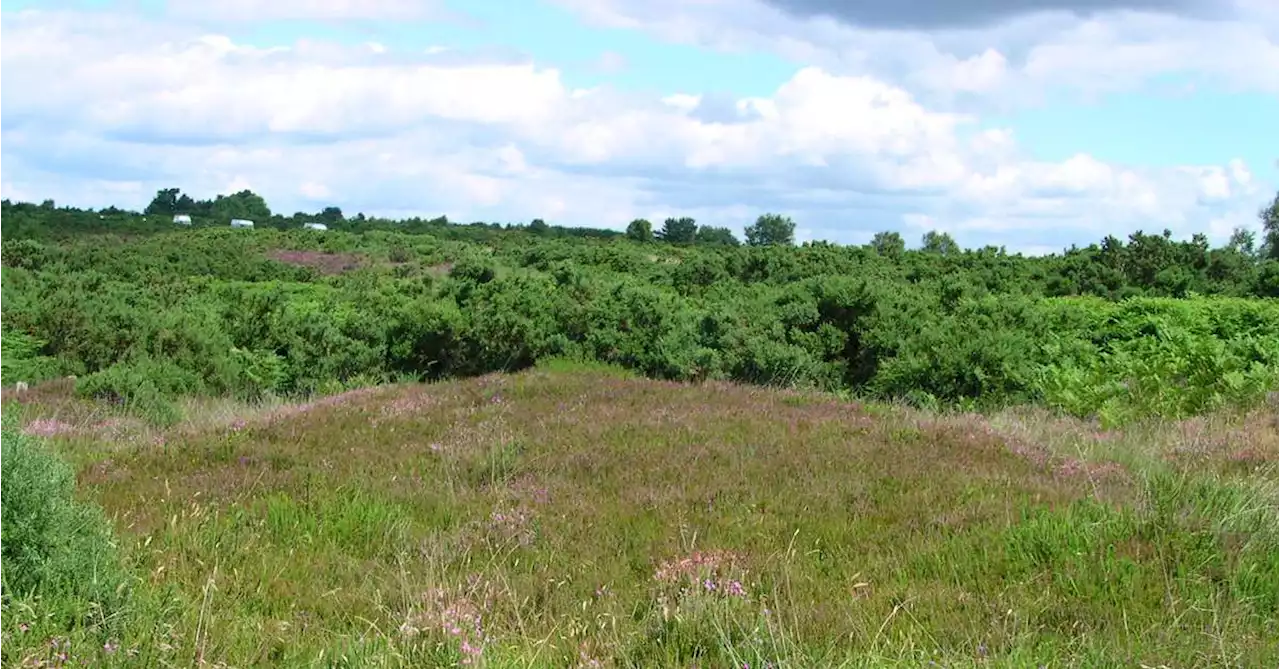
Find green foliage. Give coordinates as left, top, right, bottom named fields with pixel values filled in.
left=0, top=417, right=125, bottom=622
left=2, top=238, right=56, bottom=270
left=449, top=254, right=497, bottom=285
left=2, top=196, right=1277, bottom=425
left=76, top=359, right=190, bottom=426
left=144, top=187, right=271, bottom=222
left=921, top=229, right=960, bottom=255
left=870, top=231, right=905, bottom=258
left=228, top=346, right=288, bottom=400
left=1029, top=296, right=1279, bottom=425
left=1, top=327, right=63, bottom=384
left=744, top=213, right=795, bottom=247
left=695, top=225, right=740, bottom=246
left=1260, top=193, right=1279, bottom=260
left=658, top=216, right=698, bottom=244
left=625, top=218, right=653, bottom=243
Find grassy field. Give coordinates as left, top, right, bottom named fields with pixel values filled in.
left=2, top=359, right=1276, bottom=667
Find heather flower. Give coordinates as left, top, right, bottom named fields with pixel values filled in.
left=406, top=583, right=496, bottom=663
left=483, top=503, right=536, bottom=546
left=22, top=418, right=76, bottom=438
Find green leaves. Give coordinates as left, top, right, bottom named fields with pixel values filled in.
left=1, top=203, right=1276, bottom=425
left=1, top=417, right=125, bottom=615
left=743, top=213, right=795, bottom=247
left=1034, top=298, right=1278, bottom=425
left=0, top=327, right=62, bottom=384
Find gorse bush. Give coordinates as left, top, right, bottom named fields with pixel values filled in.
left=2, top=199, right=1277, bottom=424
left=0, top=417, right=125, bottom=622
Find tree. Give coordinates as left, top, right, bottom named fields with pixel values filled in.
left=625, top=218, right=653, bottom=243
left=318, top=206, right=345, bottom=225
left=744, top=213, right=795, bottom=247
left=144, top=188, right=182, bottom=215
left=1260, top=193, right=1278, bottom=261
left=528, top=218, right=550, bottom=235
left=1228, top=227, right=1256, bottom=255
left=658, top=217, right=697, bottom=245
left=210, top=190, right=271, bottom=221
left=921, top=230, right=959, bottom=256
left=695, top=225, right=740, bottom=246
left=870, top=231, right=905, bottom=257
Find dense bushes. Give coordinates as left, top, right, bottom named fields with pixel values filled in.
left=2, top=202, right=1277, bottom=425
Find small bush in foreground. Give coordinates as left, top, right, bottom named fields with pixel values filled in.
left=1, top=417, right=126, bottom=646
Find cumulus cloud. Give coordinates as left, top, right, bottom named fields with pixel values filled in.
left=553, top=0, right=1279, bottom=103
left=0, top=7, right=1271, bottom=253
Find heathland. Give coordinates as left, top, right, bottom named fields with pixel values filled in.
left=1, top=192, right=1277, bottom=667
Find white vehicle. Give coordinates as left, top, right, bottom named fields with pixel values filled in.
left=303, top=222, right=329, bottom=231
left=173, top=214, right=192, bottom=225
left=230, top=218, right=255, bottom=229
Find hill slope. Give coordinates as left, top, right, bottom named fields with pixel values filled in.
left=3, top=363, right=1278, bottom=667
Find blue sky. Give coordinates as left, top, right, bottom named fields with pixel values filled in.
left=2, top=0, right=1276, bottom=253
left=985, top=79, right=1279, bottom=171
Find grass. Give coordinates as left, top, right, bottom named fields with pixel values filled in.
left=1, top=364, right=1277, bottom=667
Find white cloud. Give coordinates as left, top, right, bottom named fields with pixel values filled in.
left=912, top=48, right=1010, bottom=94
left=0, top=7, right=1272, bottom=254
left=661, top=93, right=703, bottom=112
left=165, top=0, right=449, bottom=22
left=300, top=181, right=332, bottom=199
left=551, top=0, right=1280, bottom=103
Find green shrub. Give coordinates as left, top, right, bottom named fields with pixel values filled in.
left=1, top=328, right=63, bottom=384
left=76, top=358, right=196, bottom=425
left=0, top=417, right=125, bottom=623
left=449, top=255, right=496, bottom=285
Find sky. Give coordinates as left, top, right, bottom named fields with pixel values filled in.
left=2, top=0, right=1277, bottom=254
